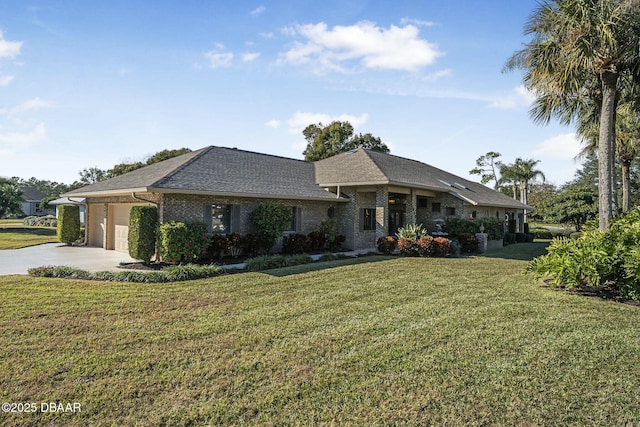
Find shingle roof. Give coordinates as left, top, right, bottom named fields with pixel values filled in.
left=20, top=187, right=47, bottom=201
left=65, top=146, right=341, bottom=201
left=315, top=149, right=532, bottom=210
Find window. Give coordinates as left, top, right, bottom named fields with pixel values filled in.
left=362, top=208, right=375, bottom=231
left=327, top=206, right=335, bottom=218
left=211, top=204, right=231, bottom=234
left=431, top=202, right=441, bottom=213
left=417, top=197, right=428, bottom=208
left=288, top=207, right=301, bottom=232
left=445, top=207, right=456, bottom=216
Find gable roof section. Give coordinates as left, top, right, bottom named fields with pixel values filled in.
left=315, top=149, right=532, bottom=210
left=20, top=187, right=47, bottom=202
left=65, top=146, right=341, bottom=201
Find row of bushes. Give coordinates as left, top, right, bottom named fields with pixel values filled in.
left=442, top=217, right=505, bottom=241
left=503, top=232, right=535, bottom=244
left=23, top=215, right=57, bottom=227
left=127, top=205, right=347, bottom=264
left=28, top=264, right=224, bottom=283
left=527, top=207, right=640, bottom=302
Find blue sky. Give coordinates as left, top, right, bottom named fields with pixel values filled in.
left=0, top=0, right=582, bottom=186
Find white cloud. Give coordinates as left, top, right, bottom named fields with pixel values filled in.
left=0, top=75, right=14, bottom=87
left=0, top=97, right=54, bottom=114
left=204, top=48, right=234, bottom=69
left=286, top=112, right=369, bottom=134
left=400, top=17, right=437, bottom=27
left=266, top=119, right=281, bottom=128
left=422, top=69, right=452, bottom=82
left=533, top=133, right=582, bottom=160
left=489, top=85, right=535, bottom=109
left=250, top=6, right=266, bottom=16
left=242, top=52, right=260, bottom=62
left=0, top=123, right=47, bottom=147
left=260, top=32, right=274, bottom=39
left=279, top=21, right=443, bottom=72
left=0, top=31, right=22, bottom=59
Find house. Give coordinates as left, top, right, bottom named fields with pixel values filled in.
left=64, top=146, right=531, bottom=253
left=48, top=197, right=86, bottom=225
left=20, top=187, right=54, bottom=217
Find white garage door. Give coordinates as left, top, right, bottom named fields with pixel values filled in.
left=112, top=205, right=131, bottom=253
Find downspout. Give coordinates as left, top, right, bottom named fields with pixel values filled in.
left=131, top=192, right=161, bottom=262
left=68, top=197, right=88, bottom=246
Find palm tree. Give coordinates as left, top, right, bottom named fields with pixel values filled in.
left=506, top=0, right=640, bottom=231
left=498, top=163, right=519, bottom=200
left=578, top=102, right=640, bottom=212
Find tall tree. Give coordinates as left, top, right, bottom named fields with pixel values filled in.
left=469, top=151, right=502, bottom=189
left=302, top=121, right=389, bottom=161
left=79, top=167, right=107, bottom=185
left=506, top=0, right=640, bottom=231
left=0, top=178, right=24, bottom=218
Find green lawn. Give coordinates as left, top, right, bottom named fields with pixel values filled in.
left=1, top=247, right=639, bottom=425
left=0, top=219, right=58, bottom=249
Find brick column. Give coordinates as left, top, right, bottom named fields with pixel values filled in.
left=375, top=186, right=388, bottom=240
left=407, top=189, right=417, bottom=225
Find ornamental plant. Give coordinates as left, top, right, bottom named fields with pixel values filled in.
left=418, top=235, right=435, bottom=257
left=57, top=205, right=81, bottom=245
left=433, top=237, right=450, bottom=257
left=395, top=224, right=428, bottom=241
left=377, top=236, right=396, bottom=255
left=250, top=203, right=292, bottom=253
left=397, top=237, right=420, bottom=257
left=128, top=205, right=158, bottom=264
left=159, top=221, right=208, bottom=264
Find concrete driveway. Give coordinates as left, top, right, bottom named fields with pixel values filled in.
left=0, top=243, right=138, bottom=275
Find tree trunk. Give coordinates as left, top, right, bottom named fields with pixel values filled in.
left=622, top=160, right=631, bottom=212
left=520, top=180, right=528, bottom=223
left=598, top=71, right=617, bottom=231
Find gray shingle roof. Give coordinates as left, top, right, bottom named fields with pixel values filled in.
left=20, top=187, right=47, bottom=202
left=65, top=146, right=341, bottom=201
left=315, top=149, right=532, bottom=210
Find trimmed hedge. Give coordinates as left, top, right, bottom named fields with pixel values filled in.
left=128, top=206, right=158, bottom=264
left=28, top=264, right=224, bottom=282
left=57, top=205, right=81, bottom=244
left=159, top=221, right=208, bottom=264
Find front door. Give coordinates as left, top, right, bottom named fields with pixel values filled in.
left=388, top=205, right=405, bottom=236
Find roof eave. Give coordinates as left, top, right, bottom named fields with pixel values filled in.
left=62, top=187, right=150, bottom=198
left=150, top=187, right=349, bottom=202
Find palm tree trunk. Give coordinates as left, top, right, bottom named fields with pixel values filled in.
left=598, top=71, right=617, bottom=231
left=622, top=160, right=631, bottom=212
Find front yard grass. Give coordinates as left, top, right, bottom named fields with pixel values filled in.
left=0, top=227, right=58, bottom=250
left=1, top=249, right=639, bottom=425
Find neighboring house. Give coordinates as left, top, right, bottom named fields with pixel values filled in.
left=48, top=197, right=86, bottom=225
left=64, top=146, right=531, bottom=253
left=20, top=187, right=54, bottom=217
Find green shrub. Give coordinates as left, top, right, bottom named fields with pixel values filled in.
left=507, top=219, right=517, bottom=234
left=318, top=252, right=351, bottom=262
left=527, top=208, right=640, bottom=301
left=449, top=239, right=462, bottom=255
left=504, top=233, right=516, bottom=245
left=159, top=221, right=208, bottom=264
left=530, top=227, right=553, bottom=239
left=480, top=217, right=505, bottom=240
left=515, top=233, right=526, bottom=243
left=244, top=254, right=313, bottom=271
left=57, top=205, right=81, bottom=244
left=377, top=236, right=397, bottom=255
left=28, top=263, right=223, bottom=282
left=128, top=206, right=158, bottom=264
left=250, top=203, right=292, bottom=253
left=396, top=224, right=428, bottom=240
left=443, top=218, right=478, bottom=235
left=319, top=218, right=344, bottom=250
